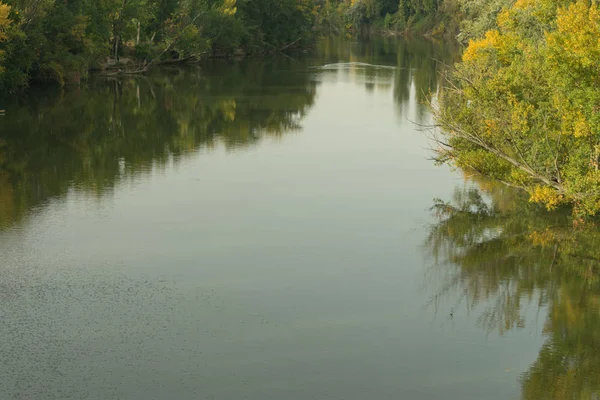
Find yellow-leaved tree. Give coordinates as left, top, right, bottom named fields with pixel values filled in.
left=434, top=0, right=600, bottom=217
left=220, top=0, right=237, bottom=16
left=0, top=2, right=11, bottom=73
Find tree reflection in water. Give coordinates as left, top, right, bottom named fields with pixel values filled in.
left=0, top=60, right=318, bottom=229
left=426, top=175, right=600, bottom=399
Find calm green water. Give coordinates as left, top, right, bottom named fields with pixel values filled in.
left=0, top=37, right=598, bottom=400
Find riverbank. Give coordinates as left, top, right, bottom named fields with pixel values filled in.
left=95, top=37, right=311, bottom=79
left=0, top=0, right=316, bottom=91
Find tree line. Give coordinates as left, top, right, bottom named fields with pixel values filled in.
left=314, top=0, right=513, bottom=41
left=0, top=0, right=316, bottom=90
left=0, top=0, right=544, bottom=91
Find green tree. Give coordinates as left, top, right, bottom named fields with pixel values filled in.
left=0, top=2, right=10, bottom=72
left=456, top=0, right=513, bottom=42
left=0, top=1, right=31, bottom=89
left=237, top=0, right=316, bottom=51
left=434, top=0, right=600, bottom=217
left=0, top=0, right=319, bottom=89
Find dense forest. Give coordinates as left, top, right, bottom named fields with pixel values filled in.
left=0, top=0, right=317, bottom=89
left=0, top=0, right=531, bottom=90
left=315, top=0, right=513, bottom=41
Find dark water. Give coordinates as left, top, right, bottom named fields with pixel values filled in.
left=0, top=37, right=598, bottom=399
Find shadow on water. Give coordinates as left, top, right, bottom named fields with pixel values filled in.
left=0, top=36, right=458, bottom=231
left=425, top=174, right=600, bottom=399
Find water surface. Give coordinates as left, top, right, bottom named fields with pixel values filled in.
left=0, top=37, right=597, bottom=400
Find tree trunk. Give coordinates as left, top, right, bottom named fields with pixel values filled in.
left=114, top=35, right=120, bottom=62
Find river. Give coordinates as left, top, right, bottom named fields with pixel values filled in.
left=0, top=37, right=598, bottom=400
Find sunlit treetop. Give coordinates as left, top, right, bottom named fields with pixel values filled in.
left=435, top=0, right=600, bottom=218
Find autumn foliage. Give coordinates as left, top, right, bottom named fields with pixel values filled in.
left=435, top=0, right=600, bottom=217
left=0, top=2, right=10, bottom=73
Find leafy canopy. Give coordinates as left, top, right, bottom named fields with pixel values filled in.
left=0, top=0, right=318, bottom=90
left=435, top=0, right=600, bottom=217
left=0, top=2, right=12, bottom=73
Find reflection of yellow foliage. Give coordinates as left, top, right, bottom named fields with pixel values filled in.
left=220, top=99, right=236, bottom=121
left=0, top=171, right=15, bottom=229
left=528, top=229, right=556, bottom=247
left=179, top=119, right=189, bottom=137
